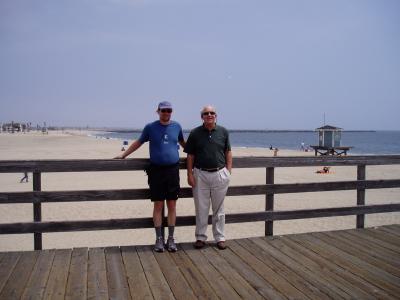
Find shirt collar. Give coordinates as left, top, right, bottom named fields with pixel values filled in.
left=202, top=124, right=217, bottom=132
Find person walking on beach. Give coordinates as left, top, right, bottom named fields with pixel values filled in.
left=114, top=101, right=185, bottom=252
left=184, top=105, right=232, bottom=250
left=20, top=172, right=29, bottom=183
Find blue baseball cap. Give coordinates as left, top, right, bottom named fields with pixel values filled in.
left=158, top=101, right=172, bottom=110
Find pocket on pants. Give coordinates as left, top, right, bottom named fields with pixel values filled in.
left=220, top=167, right=231, bottom=182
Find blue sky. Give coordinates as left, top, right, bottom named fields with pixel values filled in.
left=1, top=0, right=399, bottom=130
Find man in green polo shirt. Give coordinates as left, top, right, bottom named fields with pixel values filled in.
left=184, top=105, right=232, bottom=250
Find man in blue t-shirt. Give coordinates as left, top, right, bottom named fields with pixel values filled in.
left=115, top=101, right=185, bottom=252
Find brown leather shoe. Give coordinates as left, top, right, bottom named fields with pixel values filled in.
left=194, top=240, right=206, bottom=249
left=217, top=241, right=227, bottom=250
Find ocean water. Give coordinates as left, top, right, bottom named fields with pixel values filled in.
left=93, top=130, right=400, bottom=155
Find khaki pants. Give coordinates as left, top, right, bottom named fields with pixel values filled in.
left=193, top=167, right=230, bottom=242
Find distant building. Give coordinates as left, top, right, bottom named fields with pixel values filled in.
left=316, top=125, right=342, bottom=148
left=311, top=125, right=352, bottom=156
left=1, top=122, right=28, bottom=133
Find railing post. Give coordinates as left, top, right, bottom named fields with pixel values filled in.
left=161, top=204, right=165, bottom=239
left=357, top=165, right=366, bottom=229
left=265, top=167, right=275, bottom=236
left=33, top=172, right=42, bottom=250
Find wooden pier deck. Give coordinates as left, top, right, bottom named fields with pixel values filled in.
left=1, top=225, right=399, bottom=300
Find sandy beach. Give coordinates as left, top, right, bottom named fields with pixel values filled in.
left=0, top=130, right=399, bottom=251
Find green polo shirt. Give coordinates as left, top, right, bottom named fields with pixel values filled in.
left=184, top=124, right=231, bottom=169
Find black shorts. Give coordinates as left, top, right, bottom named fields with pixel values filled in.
left=147, top=163, right=180, bottom=201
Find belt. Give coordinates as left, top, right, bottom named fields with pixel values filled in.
left=149, top=163, right=179, bottom=169
left=197, top=166, right=225, bottom=172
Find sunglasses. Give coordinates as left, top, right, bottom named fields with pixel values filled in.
left=160, top=109, right=172, bottom=113
left=202, top=111, right=216, bottom=116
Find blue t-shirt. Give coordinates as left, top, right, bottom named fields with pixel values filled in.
left=139, top=120, right=184, bottom=165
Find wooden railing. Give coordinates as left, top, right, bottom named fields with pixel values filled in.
left=1, top=155, right=400, bottom=250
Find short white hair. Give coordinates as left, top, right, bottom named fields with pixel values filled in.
left=200, top=105, right=216, bottom=116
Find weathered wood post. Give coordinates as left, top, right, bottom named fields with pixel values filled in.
left=265, top=167, right=275, bottom=236
left=33, top=171, right=42, bottom=250
left=357, top=165, right=366, bottom=228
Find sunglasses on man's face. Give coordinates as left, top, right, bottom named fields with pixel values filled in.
left=202, top=111, right=216, bottom=116
left=160, top=109, right=172, bottom=113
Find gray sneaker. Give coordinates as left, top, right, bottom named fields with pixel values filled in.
left=154, top=237, right=165, bottom=252
left=166, top=236, right=177, bottom=252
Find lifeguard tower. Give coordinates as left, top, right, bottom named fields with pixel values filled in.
left=310, top=125, right=352, bottom=156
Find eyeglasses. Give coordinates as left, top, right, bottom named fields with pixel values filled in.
left=202, top=111, right=216, bottom=116
left=160, top=109, right=172, bottom=113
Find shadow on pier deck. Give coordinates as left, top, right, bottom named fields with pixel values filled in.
left=1, top=225, right=399, bottom=299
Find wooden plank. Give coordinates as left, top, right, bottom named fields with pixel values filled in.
left=287, top=233, right=395, bottom=299
left=0, top=158, right=151, bottom=173
left=236, top=238, right=329, bottom=300
left=0, top=252, right=21, bottom=293
left=229, top=240, right=303, bottom=299
left=105, top=247, right=131, bottom=299
left=121, top=246, right=153, bottom=300
left=268, top=236, right=375, bottom=299
left=21, top=249, right=55, bottom=300
left=87, top=248, right=108, bottom=300
left=232, top=155, right=400, bottom=167
left=345, top=229, right=400, bottom=254
left=251, top=178, right=400, bottom=195
left=43, top=249, right=72, bottom=300
left=65, top=248, right=88, bottom=300
left=357, top=229, right=400, bottom=253
left=169, top=245, right=218, bottom=299
left=33, top=171, right=42, bottom=250
left=356, top=164, right=366, bottom=228
left=378, top=225, right=400, bottom=237
left=0, top=228, right=399, bottom=299
left=314, top=233, right=400, bottom=277
left=251, top=236, right=352, bottom=299
left=265, top=167, right=274, bottom=236
left=136, top=245, right=174, bottom=300
left=180, top=243, right=241, bottom=300
left=312, top=231, right=400, bottom=284
left=374, top=225, right=400, bottom=240
left=2, top=179, right=400, bottom=204
left=325, top=230, right=400, bottom=270
left=280, top=236, right=380, bottom=300
left=223, top=203, right=400, bottom=222
left=364, top=227, right=400, bottom=248
left=2, top=203, right=399, bottom=235
left=0, top=217, right=155, bottom=233
left=219, top=241, right=289, bottom=300
left=0, top=251, right=39, bottom=299
left=153, top=248, right=196, bottom=300
left=1, top=155, right=400, bottom=173
left=201, top=246, right=263, bottom=299
left=290, top=233, right=400, bottom=297
left=0, top=189, right=149, bottom=204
